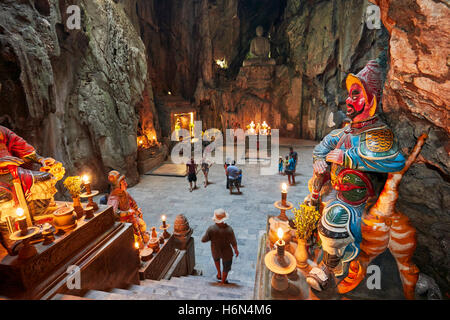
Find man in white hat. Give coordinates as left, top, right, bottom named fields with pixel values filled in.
left=201, top=208, right=239, bottom=284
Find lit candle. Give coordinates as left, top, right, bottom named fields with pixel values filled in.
left=161, top=215, right=167, bottom=228
left=276, top=227, right=285, bottom=257
left=134, top=241, right=140, bottom=251
left=82, top=175, right=92, bottom=194
left=281, top=183, right=287, bottom=206
left=16, top=208, right=28, bottom=236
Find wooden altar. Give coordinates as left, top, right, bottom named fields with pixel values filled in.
left=0, top=204, right=140, bottom=299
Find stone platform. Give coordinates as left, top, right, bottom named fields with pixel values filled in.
left=255, top=216, right=409, bottom=300
left=146, top=163, right=187, bottom=177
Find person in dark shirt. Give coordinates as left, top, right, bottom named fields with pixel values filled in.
left=285, top=154, right=296, bottom=185
left=201, top=209, right=239, bottom=284
left=289, top=147, right=298, bottom=173
left=186, top=157, right=198, bottom=192
left=226, top=161, right=241, bottom=194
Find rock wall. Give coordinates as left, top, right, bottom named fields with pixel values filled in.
left=186, top=0, right=388, bottom=139
left=273, top=0, right=389, bottom=139
left=0, top=0, right=155, bottom=192
left=371, top=0, right=449, bottom=294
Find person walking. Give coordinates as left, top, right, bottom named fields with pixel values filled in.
left=201, top=157, right=212, bottom=187
left=226, top=161, right=241, bottom=194
left=201, top=209, right=239, bottom=284
left=285, top=154, right=296, bottom=185
left=289, top=147, right=298, bottom=173
left=186, top=157, right=198, bottom=192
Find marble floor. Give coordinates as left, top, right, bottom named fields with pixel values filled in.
left=127, top=139, right=317, bottom=285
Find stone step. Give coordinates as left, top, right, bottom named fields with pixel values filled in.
left=169, top=275, right=254, bottom=290
left=84, top=289, right=181, bottom=300
left=51, top=293, right=92, bottom=300
left=127, top=283, right=241, bottom=300
left=138, top=277, right=253, bottom=299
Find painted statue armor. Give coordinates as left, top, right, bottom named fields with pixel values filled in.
left=311, top=116, right=405, bottom=272
left=305, top=60, right=421, bottom=298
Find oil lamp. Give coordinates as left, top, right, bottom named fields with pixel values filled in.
left=264, top=228, right=296, bottom=292
left=82, top=175, right=91, bottom=194
left=9, top=207, right=39, bottom=260
left=160, top=215, right=170, bottom=239
left=281, top=183, right=287, bottom=206
left=16, top=208, right=28, bottom=236
left=80, top=174, right=99, bottom=212
left=274, top=184, right=293, bottom=221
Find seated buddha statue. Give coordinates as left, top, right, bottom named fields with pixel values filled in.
left=243, top=26, right=276, bottom=66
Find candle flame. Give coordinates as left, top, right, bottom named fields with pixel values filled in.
left=282, top=183, right=287, bottom=192
left=215, top=58, right=228, bottom=69
left=277, top=227, right=284, bottom=240
left=161, top=215, right=166, bottom=222
left=82, top=175, right=90, bottom=184
left=16, top=208, right=24, bottom=217
left=134, top=241, right=139, bottom=249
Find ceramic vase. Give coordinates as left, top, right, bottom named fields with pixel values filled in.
left=295, top=238, right=309, bottom=269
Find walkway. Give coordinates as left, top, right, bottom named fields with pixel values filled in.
left=127, top=139, right=317, bottom=286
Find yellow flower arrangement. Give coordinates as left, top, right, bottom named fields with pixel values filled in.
left=293, top=203, right=321, bottom=240
left=63, top=176, right=83, bottom=197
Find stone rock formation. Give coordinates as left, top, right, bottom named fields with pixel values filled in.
left=0, top=0, right=160, bottom=192
left=370, top=0, right=449, bottom=294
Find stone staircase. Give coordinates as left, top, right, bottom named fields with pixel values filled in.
left=52, top=275, right=255, bottom=300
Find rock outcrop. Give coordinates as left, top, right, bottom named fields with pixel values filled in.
left=371, top=0, right=449, bottom=294
left=0, top=0, right=155, bottom=191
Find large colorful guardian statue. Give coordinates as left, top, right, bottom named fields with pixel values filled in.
left=305, top=60, right=421, bottom=299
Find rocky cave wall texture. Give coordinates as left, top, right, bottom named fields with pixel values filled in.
left=0, top=0, right=448, bottom=294
left=371, top=0, right=449, bottom=294
left=0, top=0, right=157, bottom=191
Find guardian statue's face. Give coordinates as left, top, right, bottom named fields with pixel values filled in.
left=346, top=83, right=373, bottom=122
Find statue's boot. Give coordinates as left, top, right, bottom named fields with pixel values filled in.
left=337, top=260, right=366, bottom=294
left=306, top=263, right=333, bottom=292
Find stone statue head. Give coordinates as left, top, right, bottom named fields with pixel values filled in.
left=345, top=60, right=382, bottom=122
left=256, top=26, right=264, bottom=37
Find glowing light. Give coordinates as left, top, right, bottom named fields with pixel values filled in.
left=82, top=175, right=90, bottom=184
left=277, top=227, right=284, bottom=241
left=168, top=91, right=172, bottom=95
left=134, top=242, right=139, bottom=249
left=16, top=208, right=24, bottom=217
left=161, top=215, right=166, bottom=222
left=215, top=58, right=228, bottom=69
left=282, top=183, right=287, bottom=193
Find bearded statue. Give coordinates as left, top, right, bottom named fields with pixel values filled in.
left=304, top=59, right=417, bottom=296
left=107, top=170, right=149, bottom=246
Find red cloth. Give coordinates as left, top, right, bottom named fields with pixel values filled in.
left=0, top=126, right=36, bottom=198
left=0, top=126, right=35, bottom=159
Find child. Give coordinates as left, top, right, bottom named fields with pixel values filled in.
left=284, top=156, right=289, bottom=176
left=278, top=157, right=284, bottom=174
